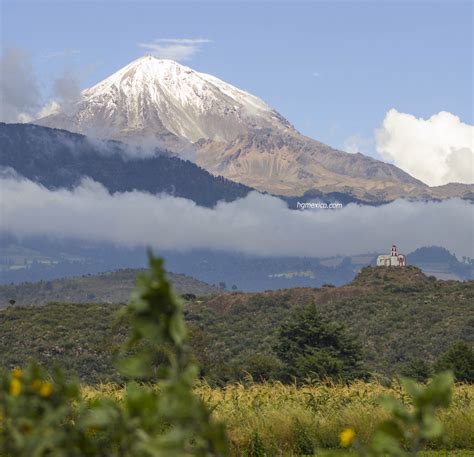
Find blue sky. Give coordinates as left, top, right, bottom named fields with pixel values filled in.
left=1, top=0, right=473, bottom=158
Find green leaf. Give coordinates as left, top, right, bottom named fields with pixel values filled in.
left=115, top=353, right=154, bottom=379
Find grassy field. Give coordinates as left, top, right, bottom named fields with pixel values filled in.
left=313, top=449, right=474, bottom=457
left=82, top=380, right=474, bottom=456
left=313, top=453, right=473, bottom=456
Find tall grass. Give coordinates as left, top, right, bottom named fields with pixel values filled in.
left=82, top=380, right=474, bottom=455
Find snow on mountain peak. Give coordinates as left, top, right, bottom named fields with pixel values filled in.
left=36, top=55, right=296, bottom=144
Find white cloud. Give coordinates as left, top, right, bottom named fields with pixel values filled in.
left=343, top=134, right=374, bottom=154
left=0, top=48, right=40, bottom=123
left=33, top=68, right=83, bottom=120
left=0, top=47, right=83, bottom=122
left=52, top=68, right=82, bottom=114
left=1, top=176, right=473, bottom=259
left=375, top=109, right=474, bottom=186
left=40, top=49, right=80, bottom=60
left=138, top=38, right=212, bottom=61
left=36, top=101, right=61, bottom=118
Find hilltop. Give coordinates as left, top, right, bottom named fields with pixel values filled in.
left=0, top=268, right=219, bottom=308
left=187, top=266, right=473, bottom=377
left=0, top=266, right=472, bottom=383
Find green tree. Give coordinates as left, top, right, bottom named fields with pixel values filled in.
left=434, top=341, right=474, bottom=383
left=273, top=305, right=367, bottom=382
left=233, top=353, right=283, bottom=382
left=399, top=358, right=433, bottom=383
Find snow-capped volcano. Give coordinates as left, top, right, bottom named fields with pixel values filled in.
left=36, top=55, right=295, bottom=146
left=35, top=55, right=441, bottom=200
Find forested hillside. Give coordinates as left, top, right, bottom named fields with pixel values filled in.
left=0, top=123, right=252, bottom=207
left=0, top=266, right=472, bottom=383
left=0, top=269, right=219, bottom=308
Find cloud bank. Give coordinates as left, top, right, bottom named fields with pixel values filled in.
left=376, top=109, right=474, bottom=186
left=138, top=38, right=212, bottom=61
left=2, top=176, right=472, bottom=259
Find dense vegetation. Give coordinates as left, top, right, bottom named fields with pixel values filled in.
left=273, top=307, right=367, bottom=382
left=0, top=123, right=252, bottom=207
left=0, top=266, right=472, bottom=385
left=0, top=256, right=228, bottom=456
left=187, top=266, right=474, bottom=382
left=1, top=257, right=472, bottom=456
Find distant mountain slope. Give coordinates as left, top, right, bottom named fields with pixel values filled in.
left=0, top=123, right=252, bottom=207
left=196, top=129, right=427, bottom=199
left=0, top=266, right=472, bottom=383
left=1, top=232, right=472, bottom=288
left=0, top=268, right=219, bottom=308
left=33, top=55, right=473, bottom=201
left=407, top=246, right=473, bottom=280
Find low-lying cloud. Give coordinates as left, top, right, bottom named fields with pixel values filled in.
left=376, top=109, right=474, bottom=186
left=2, top=176, right=472, bottom=259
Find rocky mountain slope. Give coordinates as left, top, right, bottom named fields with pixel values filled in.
left=196, top=129, right=426, bottom=199
left=33, top=55, right=472, bottom=201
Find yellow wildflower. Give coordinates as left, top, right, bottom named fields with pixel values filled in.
left=39, top=382, right=53, bottom=398
left=86, top=426, right=101, bottom=436
left=12, top=367, right=23, bottom=379
left=20, top=422, right=33, bottom=434
left=10, top=378, right=22, bottom=396
left=31, top=379, right=43, bottom=391
left=340, top=428, right=356, bottom=447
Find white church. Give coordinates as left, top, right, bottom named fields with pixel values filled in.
left=376, top=245, right=406, bottom=267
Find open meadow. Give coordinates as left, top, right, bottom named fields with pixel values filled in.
left=81, top=380, right=474, bottom=455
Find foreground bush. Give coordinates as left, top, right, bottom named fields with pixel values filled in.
left=0, top=255, right=228, bottom=456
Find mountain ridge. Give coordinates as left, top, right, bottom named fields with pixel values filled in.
left=0, top=122, right=252, bottom=207
left=32, top=55, right=473, bottom=200
left=196, top=129, right=429, bottom=199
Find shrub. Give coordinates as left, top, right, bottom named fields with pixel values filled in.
left=434, top=341, right=474, bottom=383
left=0, top=254, right=228, bottom=456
